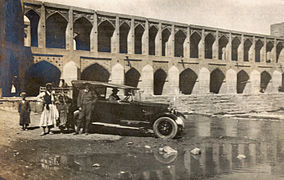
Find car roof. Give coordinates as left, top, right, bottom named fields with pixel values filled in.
left=71, top=80, right=139, bottom=90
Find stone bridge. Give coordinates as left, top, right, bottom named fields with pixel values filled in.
left=23, top=0, right=284, bottom=96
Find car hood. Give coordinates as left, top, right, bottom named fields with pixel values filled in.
left=134, top=101, right=170, bottom=109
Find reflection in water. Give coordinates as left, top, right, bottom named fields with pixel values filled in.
left=35, top=116, right=284, bottom=179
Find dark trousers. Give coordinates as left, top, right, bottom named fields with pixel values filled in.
left=77, top=103, right=93, bottom=133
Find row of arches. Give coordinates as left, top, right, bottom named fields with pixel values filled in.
left=24, top=60, right=280, bottom=96
left=24, top=9, right=284, bottom=62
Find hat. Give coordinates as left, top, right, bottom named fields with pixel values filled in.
left=46, top=83, right=52, bottom=87
left=20, top=91, right=27, bottom=97
left=112, top=88, right=119, bottom=92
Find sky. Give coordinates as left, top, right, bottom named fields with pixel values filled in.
left=43, top=0, right=284, bottom=35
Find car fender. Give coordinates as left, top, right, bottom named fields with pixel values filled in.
left=151, top=112, right=184, bottom=128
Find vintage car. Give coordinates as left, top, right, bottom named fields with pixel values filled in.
left=71, top=80, right=185, bottom=139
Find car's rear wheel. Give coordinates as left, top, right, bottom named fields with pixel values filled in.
left=153, top=117, right=178, bottom=139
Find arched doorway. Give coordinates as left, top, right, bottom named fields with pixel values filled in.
left=210, top=68, right=225, bottom=93
left=125, top=68, right=140, bottom=95
left=174, top=30, right=186, bottom=57
left=25, top=61, right=61, bottom=96
left=179, top=68, right=198, bottom=94
left=149, top=26, right=158, bottom=55
left=244, top=39, right=252, bottom=62
left=135, top=24, right=144, bottom=54
left=232, top=37, right=241, bottom=61
left=81, top=63, right=110, bottom=82
left=205, top=33, right=215, bottom=59
left=162, top=29, right=171, bottom=56
left=237, top=70, right=249, bottom=93
left=154, top=69, right=167, bottom=95
left=218, top=35, right=228, bottom=60
left=46, top=13, right=68, bottom=49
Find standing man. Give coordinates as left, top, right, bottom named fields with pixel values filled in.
left=75, top=83, right=97, bottom=135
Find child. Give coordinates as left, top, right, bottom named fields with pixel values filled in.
left=56, top=94, right=69, bottom=133
left=18, top=92, right=31, bottom=130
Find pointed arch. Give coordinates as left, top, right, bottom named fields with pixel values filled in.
left=276, top=42, right=283, bottom=63
left=25, top=61, right=61, bottom=96
left=149, top=26, right=158, bottom=55
left=154, top=69, right=167, bottom=95
left=98, top=20, right=115, bottom=52
left=244, top=39, right=252, bottom=61
left=205, top=33, right=215, bottom=59
left=237, top=70, right=249, bottom=93
left=46, top=12, right=68, bottom=49
left=162, top=28, right=171, bottom=56
left=74, top=17, right=92, bottom=51
left=179, top=68, right=198, bottom=94
left=255, top=40, right=263, bottom=62
left=174, top=30, right=186, bottom=57
left=125, top=68, right=140, bottom=87
left=210, top=68, right=225, bottom=93
left=190, top=32, right=201, bottom=58
left=25, top=9, right=39, bottom=47
left=260, top=71, right=271, bottom=92
left=232, top=37, right=241, bottom=61
left=218, top=35, right=228, bottom=60
left=119, top=22, right=130, bottom=53
left=135, top=24, right=145, bottom=54
left=81, top=63, right=110, bottom=82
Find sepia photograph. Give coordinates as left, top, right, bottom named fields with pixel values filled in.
left=1, top=0, right=284, bottom=179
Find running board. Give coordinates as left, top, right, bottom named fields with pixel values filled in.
left=92, top=122, right=141, bottom=130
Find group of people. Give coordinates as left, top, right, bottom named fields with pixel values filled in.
left=18, top=82, right=121, bottom=136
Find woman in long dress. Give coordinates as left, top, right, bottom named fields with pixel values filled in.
left=37, top=83, right=58, bottom=136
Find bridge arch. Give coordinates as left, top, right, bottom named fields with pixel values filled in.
left=149, top=26, right=158, bottom=55
left=25, top=9, right=39, bottom=47
left=174, top=30, right=186, bottom=57
left=135, top=24, right=145, bottom=54
left=25, top=61, right=61, bottom=96
left=98, top=20, right=115, bottom=52
left=46, top=12, right=68, bottom=49
left=237, top=70, right=249, bottom=94
left=190, top=32, right=201, bottom=58
left=179, top=68, right=198, bottom=95
left=260, top=71, right=271, bottom=93
left=154, top=68, right=167, bottom=95
left=125, top=67, right=141, bottom=88
left=74, top=17, right=92, bottom=51
left=205, top=33, right=215, bottom=59
left=81, top=63, right=110, bottom=82
left=119, top=22, right=130, bottom=53
left=210, top=68, right=225, bottom=94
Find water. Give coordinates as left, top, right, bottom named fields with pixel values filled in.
left=4, top=115, right=284, bottom=179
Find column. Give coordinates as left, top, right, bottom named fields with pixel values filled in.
left=272, top=39, right=277, bottom=63
left=140, top=65, right=154, bottom=96
left=183, top=27, right=190, bottom=58
left=38, top=4, right=46, bottom=48
left=198, top=29, right=205, bottom=59
left=212, top=31, right=218, bottom=59
left=262, top=38, right=267, bottom=63
left=167, top=24, right=175, bottom=57
left=142, top=20, right=149, bottom=55
left=238, top=34, right=244, bottom=62
left=249, top=36, right=255, bottom=62
left=90, top=12, right=98, bottom=53
left=165, top=65, right=179, bottom=95
left=155, top=23, right=162, bottom=56
left=127, top=18, right=135, bottom=54
left=226, top=33, right=232, bottom=61
left=111, top=16, right=119, bottom=53
left=65, top=8, right=73, bottom=50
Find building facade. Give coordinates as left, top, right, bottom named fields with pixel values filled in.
left=22, top=0, right=284, bottom=96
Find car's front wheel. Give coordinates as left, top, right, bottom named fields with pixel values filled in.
left=153, top=117, right=178, bottom=139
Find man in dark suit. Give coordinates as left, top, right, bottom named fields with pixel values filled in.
left=74, top=83, right=97, bottom=135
